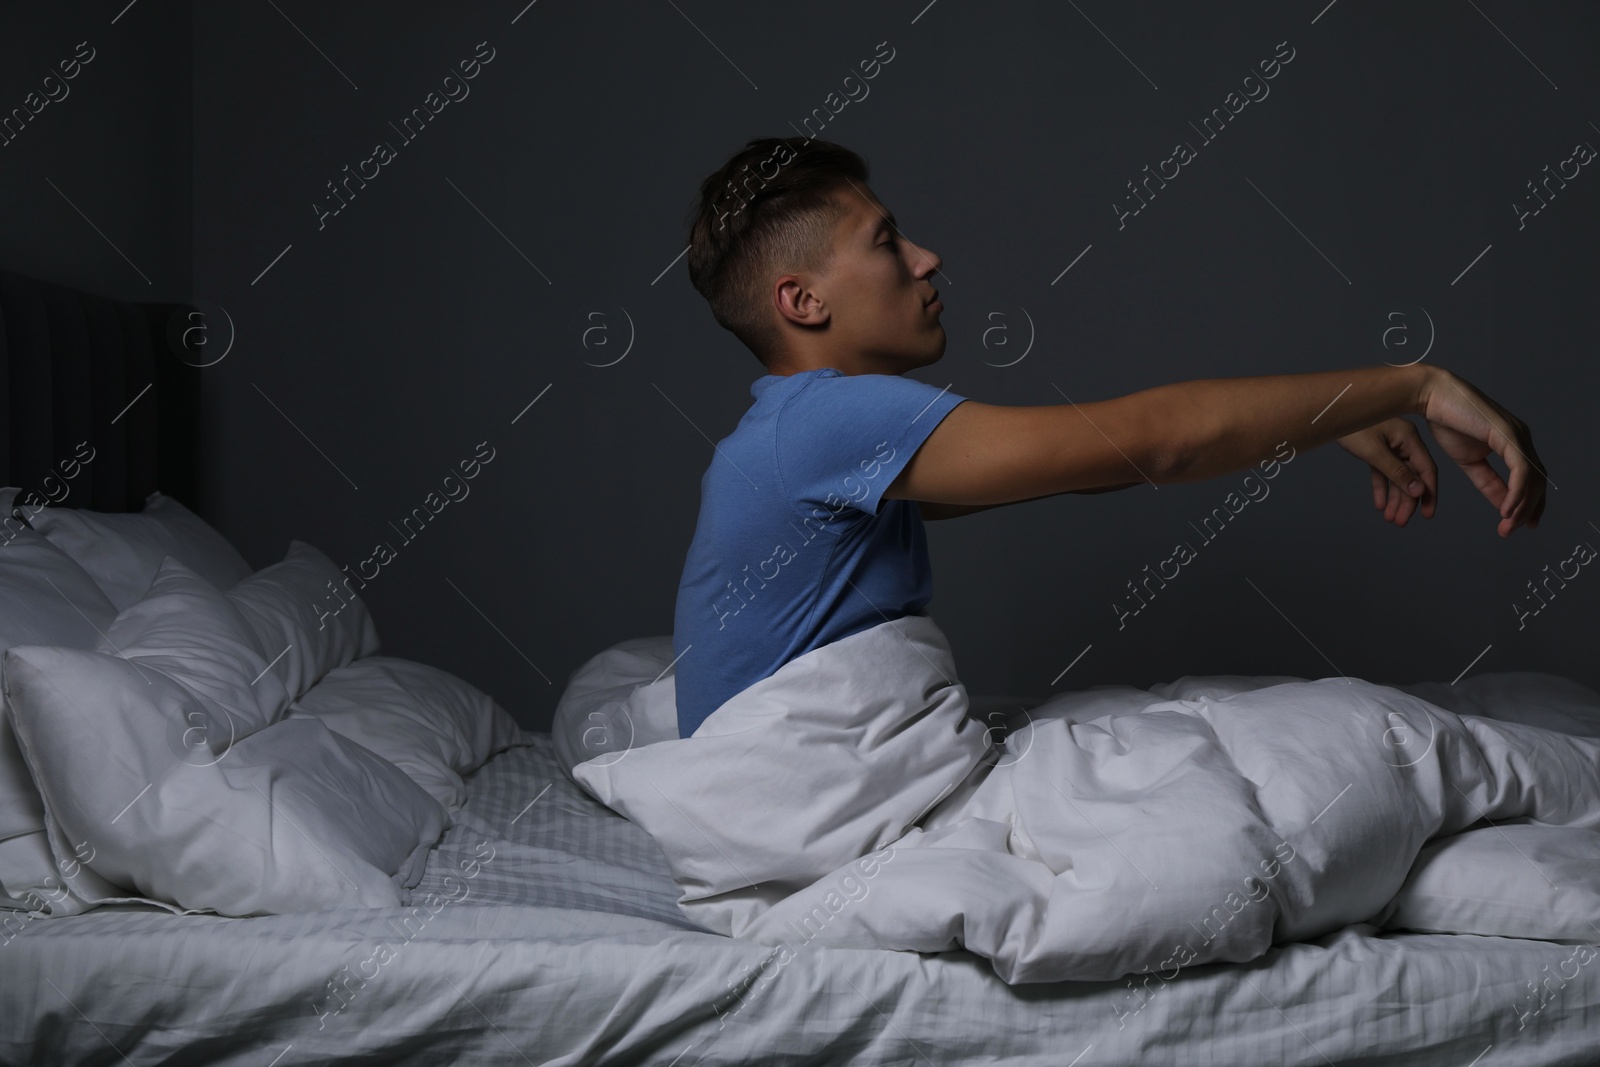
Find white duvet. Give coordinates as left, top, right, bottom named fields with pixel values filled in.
left=560, top=614, right=1600, bottom=984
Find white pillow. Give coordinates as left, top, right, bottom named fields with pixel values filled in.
left=0, top=525, right=380, bottom=915
left=288, top=656, right=531, bottom=812
left=26, top=490, right=252, bottom=610
left=0, top=829, right=125, bottom=919
left=3, top=556, right=445, bottom=915
left=0, top=525, right=120, bottom=841
left=109, top=555, right=291, bottom=741
left=1379, top=823, right=1600, bottom=940
left=0, top=496, right=125, bottom=913
left=228, top=541, right=380, bottom=702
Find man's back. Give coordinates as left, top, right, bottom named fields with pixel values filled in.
left=671, top=368, right=967, bottom=738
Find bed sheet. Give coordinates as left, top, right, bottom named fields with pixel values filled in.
left=4, top=735, right=1600, bottom=1066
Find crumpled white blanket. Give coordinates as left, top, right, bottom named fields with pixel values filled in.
left=557, top=614, right=1600, bottom=983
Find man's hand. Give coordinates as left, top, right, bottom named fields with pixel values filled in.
left=1336, top=418, right=1438, bottom=527
left=1427, top=371, right=1548, bottom=537
left=1418, top=367, right=1548, bottom=538
left=1338, top=369, right=1548, bottom=537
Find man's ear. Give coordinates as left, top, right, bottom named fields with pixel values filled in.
left=774, top=275, right=829, bottom=328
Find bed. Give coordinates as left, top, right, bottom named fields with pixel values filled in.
left=3, top=268, right=1600, bottom=1066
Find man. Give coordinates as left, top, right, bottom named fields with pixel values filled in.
left=671, top=136, right=1547, bottom=740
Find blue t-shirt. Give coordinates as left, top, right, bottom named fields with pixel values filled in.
left=672, top=368, right=967, bottom=738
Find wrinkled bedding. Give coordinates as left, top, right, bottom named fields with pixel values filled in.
left=10, top=733, right=1600, bottom=1065
left=560, top=614, right=1600, bottom=984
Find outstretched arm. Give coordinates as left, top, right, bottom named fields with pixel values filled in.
left=892, top=365, right=1547, bottom=537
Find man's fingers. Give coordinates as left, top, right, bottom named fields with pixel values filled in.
left=1504, top=442, right=1548, bottom=531
left=1348, top=421, right=1447, bottom=527
left=1377, top=469, right=1419, bottom=526
left=1503, top=458, right=1543, bottom=529
left=1392, top=422, right=1439, bottom=518
left=1420, top=466, right=1437, bottom=518
left=1382, top=455, right=1428, bottom=525
left=1393, top=476, right=1418, bottom=526
left=1481, top=413, right=1543, bottom=527
left=1502, top=456, right=1529, bottom=520
left=1391, top=460, right=1424, bottom=497
left=1460, top=457, right=1511, bottom=513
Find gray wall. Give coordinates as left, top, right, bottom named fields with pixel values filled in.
left=13, top=2, right=1600, bottom=728
left=0, top=3, right=191, bottom=301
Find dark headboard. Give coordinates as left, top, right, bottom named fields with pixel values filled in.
left=0, top=269, right=201, bottom=513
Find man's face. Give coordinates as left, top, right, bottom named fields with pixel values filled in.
left=806, top=184, right=945, bottom=372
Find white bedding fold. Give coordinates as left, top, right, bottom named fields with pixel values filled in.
left=567, top=614, right=1600, bottom=983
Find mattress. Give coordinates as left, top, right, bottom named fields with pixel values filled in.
left=4, top=733, right=1599, bottom=1066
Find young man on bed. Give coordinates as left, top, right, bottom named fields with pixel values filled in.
left=670, top=136, right=1547, bottom=741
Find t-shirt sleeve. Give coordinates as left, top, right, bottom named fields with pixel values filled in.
left=775, top=373, right=967, bottom=523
